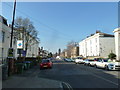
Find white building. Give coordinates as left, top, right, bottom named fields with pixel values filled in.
left=79, top=31, right=115, bottom=58
left=0, top=15, right=11, bottom=61
left=113, top=28, right=120, bottom=61
left=25, top=37, right=39, bottom=57
left=0, top=15, right=39, bottom=62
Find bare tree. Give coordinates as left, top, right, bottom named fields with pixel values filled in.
left=67, top=41, right=78, bottom=58
left=14, top=17, right=40, bottom=57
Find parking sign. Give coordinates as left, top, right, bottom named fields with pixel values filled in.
left=17, top=40, right=23, bottom=49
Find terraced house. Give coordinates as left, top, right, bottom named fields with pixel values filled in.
left=0, top=15, right=17, bottom=63
left=79, top=31, right=115, bottom=59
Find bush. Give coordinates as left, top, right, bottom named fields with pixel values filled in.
left=108, top=53, right=116, bottom=60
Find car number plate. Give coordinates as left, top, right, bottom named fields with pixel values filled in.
left=43, top=65, right=47, bottom=67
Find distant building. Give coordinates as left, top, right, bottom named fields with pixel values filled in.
left=58, top=48, right=61, bottom=56
left=39, top=47, right=49, bottom=58
left=113, top=28, right=120, bottom=61
left=79, top=31, right=115, bottom=58
left=66, top=42, right=79, bottom=58
left=61, top=49, right=68, bottom=58
left=71, top=46, right=79, bottom=58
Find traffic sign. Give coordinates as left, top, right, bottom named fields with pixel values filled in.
left=8, top=48, right=14, bottom=58
left=17, top=40, right=23, bottom=49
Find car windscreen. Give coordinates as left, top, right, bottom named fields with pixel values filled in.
left=42, top=60, right=50, bottom=63
left=77, top=57, right=82, bottom=59
left=103, top=60, right=108, bottom=62
left=89, top=60, right=94, bottom=61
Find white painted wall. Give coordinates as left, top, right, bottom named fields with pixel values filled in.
left=26, top=38, right=39, bottom=57
left=0, top=21, right=11, bottom=59
left=79, top=32, right=115, bottom=58
left=114, top=28, right=120, bottom=61
left=99, top=37, right=115, bottom=58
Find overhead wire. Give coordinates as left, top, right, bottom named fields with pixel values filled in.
left=2, top=2, right=74, bottom=41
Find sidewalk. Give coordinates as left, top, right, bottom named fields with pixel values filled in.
left=2, top=65, right=63, bottom=89
left=2, top=76, right=63, bottom=88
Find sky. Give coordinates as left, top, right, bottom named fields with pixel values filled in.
left=1, top=2, right=118, bottom=53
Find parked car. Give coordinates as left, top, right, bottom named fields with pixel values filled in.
left=89, top=58, right=102, bottom=66
left=40, top=59, right=53, bottom=69
left=71, top=58, right=76, bottom=62
left=95, top=59, right=120, bottom=70
left=64, top=58, right=72, bottom=62
left=70, top=58, right=75, bottom=62
left=75, top=57, right=84, bottom=64
left=84, top=59, right=94, bottom=66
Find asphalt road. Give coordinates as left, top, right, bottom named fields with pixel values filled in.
left=3, top=59, right=120, bottom=89
left=38, top=59, right=120, bottom=89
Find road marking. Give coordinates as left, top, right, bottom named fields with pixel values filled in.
left=59, top=82, right=63, bottom=89
left=62, top=82, right=73, bottom=90
left=91, top=73, right=119, bottom=86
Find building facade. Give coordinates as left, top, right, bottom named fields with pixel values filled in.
left=113, top=28, right=120, bottom=61
left=79, top=31, right=115, bottom=58
left=0, top=15, right=11, bottom=62
left=71, top=46, right=79, bottom=58
left=0, top=15, right=39, bottom=62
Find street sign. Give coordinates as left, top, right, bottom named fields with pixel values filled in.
left=8, top=48, right=14, bottom=58
left=17, top=40, right=23, bottom=49
left=17, top=49, right=23, bottom=54
left=22, top=50, right=26, bottom=57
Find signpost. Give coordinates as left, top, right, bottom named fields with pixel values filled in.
left=8, top=48, right=14, bottom=58
left=17, top=40, right=23, bottom=49
left=17, top=40, right=23, bottom=57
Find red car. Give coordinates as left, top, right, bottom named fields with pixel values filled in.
left=40, top=59, right=53, bottom=69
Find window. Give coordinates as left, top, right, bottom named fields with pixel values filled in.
left=90, top=40, right=92, bottom=44
left=3, top=18, right=8, bottom=26
left=95, top=38, right=97, bottom=43
left=2, top=31, right=5, bottom=43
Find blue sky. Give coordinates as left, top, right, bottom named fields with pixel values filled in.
left=2, top=2, right=118, bottom=53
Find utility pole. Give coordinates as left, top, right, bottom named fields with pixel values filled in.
left=8, top=0, right=17, bottom=76
left=10, top=0, right=16, bottom=48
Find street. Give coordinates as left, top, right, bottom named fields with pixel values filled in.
left=39, top=59, right=120, bottom=88
left=3, top=59, right=120, bottom=89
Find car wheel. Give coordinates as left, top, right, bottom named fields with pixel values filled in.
left=105, top=65, right=109, bottom=71
left=40, top=67, right=42, bottom=70
left=95, top=65, right=97, bottom=68
left=49, top=66, right=52, bottom=69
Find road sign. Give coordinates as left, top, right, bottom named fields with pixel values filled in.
left=8, top=48, right=14, bottom=58
left=17, top=40, right=23, bottom=49
left=22, top=50, right=26, bottom=57
left=17, top=49, right=23, bottom=54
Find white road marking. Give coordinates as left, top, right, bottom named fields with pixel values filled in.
left=62, top=82, right=73, bottom=90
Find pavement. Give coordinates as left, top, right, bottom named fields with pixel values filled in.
left=2, top=76, right=63, bottom=89
left=2, top=65, right=63, bottom=89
